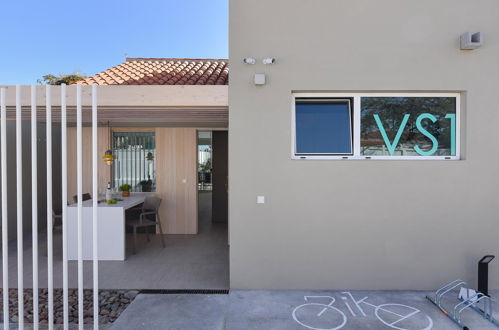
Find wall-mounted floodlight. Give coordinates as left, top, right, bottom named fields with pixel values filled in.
left=262, top=57, right=276, bottom=65
left=243, top=57, right=256, bottom=65
left=460, top=32, right=483, bottom=50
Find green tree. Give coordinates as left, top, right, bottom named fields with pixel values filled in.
left=38, top=73, right=86, bottom=85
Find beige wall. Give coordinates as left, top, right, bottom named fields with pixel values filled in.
left=67, top=127, right=198, bottom=234
left=229, top=0, right=499, bottom=289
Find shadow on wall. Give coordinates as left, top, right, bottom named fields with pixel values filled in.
left=0, top=120, right=62, bottom=242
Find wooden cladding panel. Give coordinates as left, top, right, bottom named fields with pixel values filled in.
left=67, top=127, right=197, bottom=234
left=156, top=128, right=198, bottom=234
left=67, top=127, right=110, bottom=202
left=4, top=108, right=228, bottom=125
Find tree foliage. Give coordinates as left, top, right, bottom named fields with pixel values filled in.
left=38, top=73, right=86, bottom=85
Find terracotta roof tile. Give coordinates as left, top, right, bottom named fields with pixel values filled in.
left=78, top=58, right=228, bottom=86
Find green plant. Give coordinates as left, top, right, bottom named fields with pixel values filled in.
left=38, top=73, right=87, bottom=85
left=119, top=184, right=132, bottom=192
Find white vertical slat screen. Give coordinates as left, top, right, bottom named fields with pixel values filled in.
left=92, top=85, right=99, bottom=329
left=0, top=85, right=99, bottom=329
left=76, top=85, right=84, bottom=330
left=16, top=85, right=24, bottom=330
left=46, top=85, right=54, bottom=330
left=61, top=84, right=69, bottom=330
left=1, top=88, right=9, bottom=330
left=31, top=86, right=39, bottom=330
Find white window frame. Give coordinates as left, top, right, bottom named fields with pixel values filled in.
left=291, top=92, right=461, bottom=160
left=295, top=98, right=353, bottom=156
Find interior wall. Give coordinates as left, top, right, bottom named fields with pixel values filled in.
left=67, top=127, right=110, bottom=203
left=212, top=131, right=229, bottom=223
left=66, top=126, right=198, bottom=234
left=0, top=120, right=61, bottom=242
left=156, top=127, right=198, bottom=234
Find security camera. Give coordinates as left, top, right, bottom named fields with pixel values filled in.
left=243, top=57, right=256, bottom=65
left=262, top=58, right=276, bottom=65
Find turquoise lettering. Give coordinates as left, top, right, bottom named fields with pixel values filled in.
left=414, top=113, right=438, bottom=156
left=374, top=114, right=410, bottom=155
left=445, top=114, right=456, bottom=156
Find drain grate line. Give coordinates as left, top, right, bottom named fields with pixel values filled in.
left=138, top=289, right=229, bottom=295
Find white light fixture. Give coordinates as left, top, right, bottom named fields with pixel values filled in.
left=262, top=57, right=276, bottom=65
left=460, top=32, right=483, bottom=50
left=243, top=57, right=256, bottom=65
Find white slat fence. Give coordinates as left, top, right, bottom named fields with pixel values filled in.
left=1, top=88, right=9, bottom=329
left=31, top=86, right=39, bottom=330
left=16, top=85, right=24, bottom=330
left=0, top=85, right=99, bottom=330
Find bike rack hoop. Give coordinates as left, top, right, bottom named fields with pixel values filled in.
left=435, top=280, right=467, bottom=307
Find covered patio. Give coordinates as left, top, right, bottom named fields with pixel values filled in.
left=0, top=191, right=229, bottom=290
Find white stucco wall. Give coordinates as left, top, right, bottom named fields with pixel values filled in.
left=229, top=0, right=499, bottom=289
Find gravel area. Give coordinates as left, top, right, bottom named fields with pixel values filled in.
left=0, top=288, right=139, bottom=325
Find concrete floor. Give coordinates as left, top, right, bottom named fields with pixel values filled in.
left=0, top=191, right=229, bottom=290
left=110, top=290, right=499, bottom=330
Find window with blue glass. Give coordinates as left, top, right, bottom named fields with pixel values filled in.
left=295, top=98, right=353, bottom=155
left=293, top=93, right=460, bottom=160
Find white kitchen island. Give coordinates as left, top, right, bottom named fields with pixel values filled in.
left=67, top=194, right=147, bottom=261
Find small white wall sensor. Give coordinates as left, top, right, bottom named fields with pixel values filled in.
left=254, top=73, right=266, bottom=85
left=460, top=32, right=483, bottom=50
left=257, top=196, right=265, bottom=204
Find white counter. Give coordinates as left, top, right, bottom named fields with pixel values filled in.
left=67, top=194, right=146, bottom=261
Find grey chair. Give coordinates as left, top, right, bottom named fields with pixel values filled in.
left=73, top=193, right=91, bottom=204
left=52, top=209, right=62, bottom=229
left=126, top=196, right=165, bottom=254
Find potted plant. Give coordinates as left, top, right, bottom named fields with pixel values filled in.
left=119, top=184, right=132, bottom=197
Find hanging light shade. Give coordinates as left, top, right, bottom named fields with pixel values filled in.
left=103, top=149, right=115, bottom=165
left=146, top=152, right=154, bottom=162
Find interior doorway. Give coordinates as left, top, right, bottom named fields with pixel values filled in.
left=197, top=130, right=228, bottom=231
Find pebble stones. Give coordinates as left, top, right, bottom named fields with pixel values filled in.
left=0, top=288, right=139, bottom=325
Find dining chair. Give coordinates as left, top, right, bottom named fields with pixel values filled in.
left=73, top=193, right=92, bottom=204
left=52, top=209, right=62, bottom=229
left=126, top=196, right=165, bottom=254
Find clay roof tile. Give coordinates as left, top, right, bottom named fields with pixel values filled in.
left=78, top=58, right=229, bottom=86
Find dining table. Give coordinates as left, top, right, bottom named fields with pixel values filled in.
left=67, top=193, right=151, bottom=261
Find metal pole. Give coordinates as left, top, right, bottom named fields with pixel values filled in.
left=16, top=85, right=24, bottom=330
left=46, top=84, right=54, bottom=330
left=76, top=85, right=84, bottom=330
left=61, top=84, right=69, bottom=330
left=91, top=85, right=99, bottom=329
left=1, top=88, right=9, bottom=330
left=31, top=86, right=39, bottom=330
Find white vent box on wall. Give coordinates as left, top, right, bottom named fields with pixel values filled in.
left=254, top=73, right=266, bottom=85
left=460, top=32, right=483, bottom=50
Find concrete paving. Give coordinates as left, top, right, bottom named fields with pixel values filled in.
left=110, top=290, right=499, bottom=330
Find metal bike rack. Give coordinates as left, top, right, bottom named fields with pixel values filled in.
left=426, top=279, right=499, bottom=329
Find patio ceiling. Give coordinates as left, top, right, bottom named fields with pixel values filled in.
left=1, top=85, right=228, bottom=127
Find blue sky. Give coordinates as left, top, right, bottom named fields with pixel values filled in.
left=0, top=0, right=228, bottom=85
